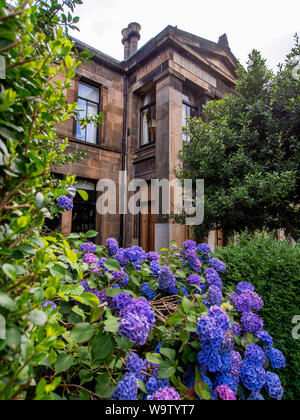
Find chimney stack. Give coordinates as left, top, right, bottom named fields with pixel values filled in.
left=122, top=22, right=141, bottom=60
left=218, top=33, right=229, bottom=48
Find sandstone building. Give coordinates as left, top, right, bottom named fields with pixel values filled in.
left=53, top=24, right=238, bottom=252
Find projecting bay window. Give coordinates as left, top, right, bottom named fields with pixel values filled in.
left=182, top=93, right=198, bottom=143
left=76, top=82, right=100, bottom=144
left=140, top=93, right=156, bottom=147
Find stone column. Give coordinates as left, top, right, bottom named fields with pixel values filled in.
left=155, top=71, right=186, bottom=251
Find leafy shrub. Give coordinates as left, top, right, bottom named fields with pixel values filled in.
left=0, top=0, right=100, bottom=400
left=21, top=237, right=286, bottom=401
left=216, top=232, right=300, bottom=400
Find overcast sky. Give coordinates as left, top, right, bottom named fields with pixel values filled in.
left=70, top=0, right=300, bottom=71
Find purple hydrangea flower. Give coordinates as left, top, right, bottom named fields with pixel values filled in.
left=112, top=293, right=133, bottom=310
left=185, top=249, right=202, bottom=273
left=264, top=372, right=284, bottom=400
left=241, top=312, right=264, bottom=334
left=158, top=266, right=175, bottom=292
left=210, top=258, right=226, bottom=273
left=148, top=387, right=181, bottom=400
left=208, top=285, right=223, bottom=307
left=83, top=253, right=99, bottom=266
left=121, top=298, right=155, bottom=329
left=204, top=268, right=223, bottom=290
left=115, top=249, right=127, bottom=267
left=236, top=282, right=255, bottom=295
left=106, top=238, right=119, bottom=256
left=230, top=351, right=243, bottom=379
left=118, top=313, right=150, bottom=346
left=230, top=324, right=242, bottom=338
left=56, top=195, right=73, bottom=211
left=112, top=373, right=138, bottom=400
left=42, top=301, right=57, bottom=311
left=265, top=348, right=286, bottom=369
left=81, top=242, right=97, bottom=253
left=183, top=240, right=197, bottom=250
left=147, top=252, right=160, bottom=262
left=187, top=274, right=202, bottom=288
left=215, top=385, right=236, bottom=400
left=197, top=243, right=212, bottom=254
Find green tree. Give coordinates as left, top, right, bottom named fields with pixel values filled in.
left=0, top=0, right=101, bottom=400
left=176, top=42, right=300, bottom=241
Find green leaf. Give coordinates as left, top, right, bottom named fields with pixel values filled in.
left=90, top=307, right=104, bottom=323
left=104, top=258, right=121, bottom=272
left=5, top=326, right=21, bottom=349
left=0, top=315, right=6, bottom=340
left=104, top=315, right=120, bottom=334
left=77, top=189, right=88, bottom=201
left=158, top=360, right=176, bottom=378
left=91, top=333, right=115, bottom=362
left=195, top=367, right=211, bottom=400
left=95, top=374, right=114, bottom=399
left=85, top=230, right=98, bottom=238
left=50, top=264, right=66, bottom=278
left=114, top=336, right=134, bottom=351
left=64, top=248, right=78, bottom=263
left=79, top=369, right=94, bottom=385
left=0, top=292, right=18, bottom=312
left=160, top=348, right=176, bottom=361
left=70, top=323, right=97, bottom=344
left=27, top=310, right=48, bottom=326
left=145, top=353, right=164, bottom=365
left=138, top=379, right=147, bottom=393
left=65, top=55, right=73, bottom=69
left=55, top=353, right=77, bottom=375
left=167, top=312, right=184, bottom=327
left=2, top=264, right=17, bottom=281
left=182, top=297, right=191, bottom=314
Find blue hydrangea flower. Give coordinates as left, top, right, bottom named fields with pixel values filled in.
left=198, top=348, right=223, bottom=373
left=126, top=353, right=145, bottom=381
left=112, top=373, right=138, bottom=400
left=230, top=324, right=242, bottom=338
left=265, top=348, right=286, bottom=369
left=230, top=351, right=242, bottom=379
left=106, top=238, right=119, bottom=256
left=241, top=362, right=266, bottom=392
left=197, top=317, right=217, bottom=341
left=208, top=306, right=230, bottom=332
left=245, top=344, right=266, bottom=366
left=180, top=286, right=190, bottom=297
left=150, top=261, right=161, bottom=276
left=219, top=352, right=233, bottom=374
left=247, top=392, right=265, bottom=400
left=214, top=373, right=239, bottom=395
left=255, top=331, right=274, bottom=349
left=197, top=244, right=212, bottom=254
left=158, top=266, right=175, bottom=292
left=56, top=195, right=73, bottom=211
left=142, top=283, right=156, bottom=301
left=264, top=372, right=283, bottom=400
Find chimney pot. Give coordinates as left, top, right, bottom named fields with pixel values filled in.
left=122, top=22, right=141, bottom=59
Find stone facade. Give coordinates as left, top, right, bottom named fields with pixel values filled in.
left=54, top=25, right=238, bottom=251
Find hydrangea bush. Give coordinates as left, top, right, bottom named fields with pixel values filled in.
left=33, top=237, right=285, bottom=400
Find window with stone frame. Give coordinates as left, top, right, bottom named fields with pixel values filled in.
left=140, top=91, right=156, bottom=147
left=71, top=180, right=97, bottom=235
left=182, top=88, right=199, bottom=143
left=76, top=81, right=100, bottom=144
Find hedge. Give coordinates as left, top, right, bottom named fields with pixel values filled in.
left=216, top=232, right=300, bottom=400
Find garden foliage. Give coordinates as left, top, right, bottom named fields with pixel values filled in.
left=216, top=232, right=300, bottom=400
